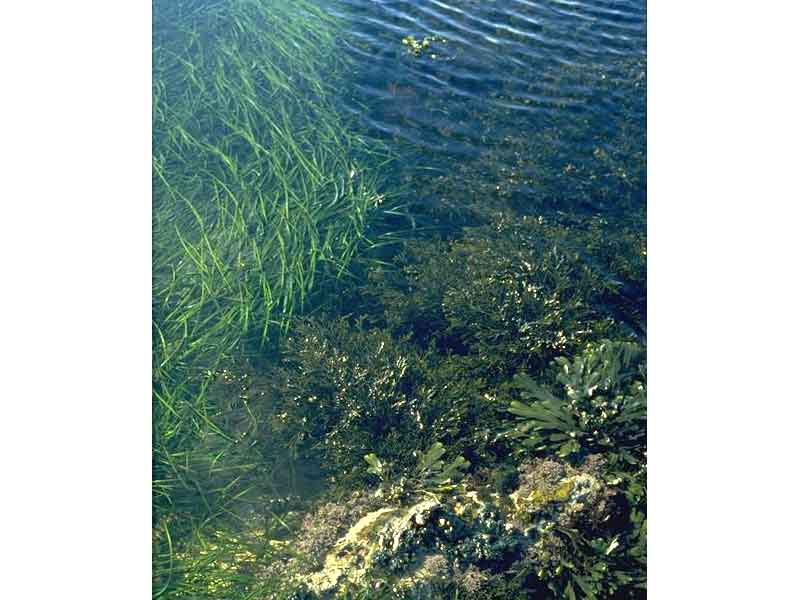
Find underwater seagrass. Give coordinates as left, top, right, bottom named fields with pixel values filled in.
left=152, top=1, right=397, bottom=597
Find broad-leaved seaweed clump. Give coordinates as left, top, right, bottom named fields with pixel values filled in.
left=365, top=441, right=470, bottom=503
left=505, top=340, right=646, bottom=462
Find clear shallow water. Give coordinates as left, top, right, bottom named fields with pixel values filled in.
left=152, top=1, right=646, bottom=595
left=152, top=0, right=647, bottom=505
left=155, top=0, right=645, bottom=221
left=332, top=0, right=646, bottom=219
left=334, top=0, right=645, bottom=148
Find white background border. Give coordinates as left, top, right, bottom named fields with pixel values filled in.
left=2, top=2, right=151, bottom=597
left=2, top=1, right=798, bottom=597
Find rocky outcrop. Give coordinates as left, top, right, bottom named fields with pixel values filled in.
left=283, top=457, right=616, bottom=598
left=306, top=498, right=441, bottom=595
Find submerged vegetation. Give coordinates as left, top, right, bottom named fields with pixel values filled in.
left=239, top=212, right=647, bottom=598
left=152, top=1, right=396, bottom=596
left=401, top=35, right=445, bottom=58
left=152, top=1, right=646, bottom=598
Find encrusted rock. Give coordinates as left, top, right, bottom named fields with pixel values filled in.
left=509, top=459, right=607, bottom=533
left=306, top=498, right=441, bottom=595
left=280, top=458, right=617, bottom=597
left=394, top=553, right=451, bottom=595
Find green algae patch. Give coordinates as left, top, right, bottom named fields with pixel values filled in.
left=511, top=478, right=575, bottom=514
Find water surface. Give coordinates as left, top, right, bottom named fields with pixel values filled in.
left=332, top=0, right=646, bottom=219
left=156, top=0, right=645, bottom=221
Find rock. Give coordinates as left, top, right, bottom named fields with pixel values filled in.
left=394, top=553, right=451, bottom=595
left=288, top=458, right=617, bottom=598
left=509, top=459, right=607, bottom=534
left=306, top=498, right=441, bottom=595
